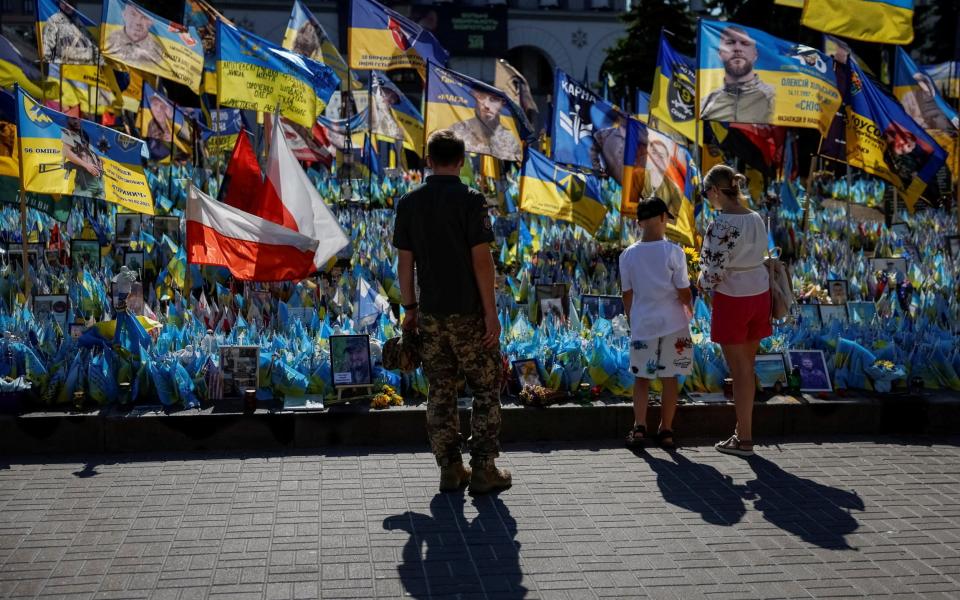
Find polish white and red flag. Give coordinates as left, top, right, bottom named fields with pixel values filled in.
left=186, top=186, right=325, bottom=281
left=190, top=118, right=348, bottom=281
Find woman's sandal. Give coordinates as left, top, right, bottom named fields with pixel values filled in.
left=714, top=435, right=755, bottom=457
left=657, top=429, right=677, bottom=450
left=625, top=425, right=646, bottom=448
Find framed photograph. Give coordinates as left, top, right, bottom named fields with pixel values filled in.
left=787, top=350, right=833, bottom=393
left=947, top=235, right=960, bottom=260
left=536, top=283, right=569, bottom=323
left=111, top=281, right=144, bottom=316
left=5, top=245, right=39, bottom=271
left=33, top=294, right=69, bottom=330
left=754, top=353, right=788, bottom=390
left=329, top=334, right=372, bottom=388
left=848, top=301, right=877, bottom=324
left=151, top=216, right=181, bottom=243
left=799, top=303, right=821, bottom=326
left=512, top=358, right=543, bottom=389
left=539, top=297, right=565, bottom=323
left=123, top=250, right=145, bottom=275
left=115, top=213, right=142, bottom=244
left=580, top=294, right=625, bottom=323
left=69, top=323, right=85, bottom=340
left=826, top=279, right=848, bottom=305
left=71, top=239, right=101, bottom=270
left=819, top=304, right=848, bottom=324
left=870, top=257, right=907, bottom=278
left=220, top=345, right=260, bottom=397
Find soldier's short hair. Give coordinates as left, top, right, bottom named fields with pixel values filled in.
left=426, top=129, right=465, bottom=167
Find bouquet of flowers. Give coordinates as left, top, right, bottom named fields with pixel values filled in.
left=371, top=384, right=404, bottom=410
left=865, top=359, right=905, bottom=393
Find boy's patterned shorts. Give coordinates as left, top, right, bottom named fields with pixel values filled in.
left=629, top=327, right=694, bottom=380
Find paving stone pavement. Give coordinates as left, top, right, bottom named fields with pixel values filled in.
left=1, top=436, right=960, bottom=600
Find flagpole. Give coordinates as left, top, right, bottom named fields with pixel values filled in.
left=15, top=86, right=31, bottom=299
left=92, top=43, right=104, bottom=121
left=58, top=63, right=64, bottom=109
left=169, top=100, right=178, bottom=203
left=693, top=18, right=702, bottom=232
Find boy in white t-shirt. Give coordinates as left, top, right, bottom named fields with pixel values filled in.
left=619, top=197, right=694, bottom=450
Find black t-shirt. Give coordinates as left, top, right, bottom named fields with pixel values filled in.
left=392, top=175, right=494, bottom=315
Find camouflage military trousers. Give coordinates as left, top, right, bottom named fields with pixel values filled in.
left=419, top=313, right=502, bottom=469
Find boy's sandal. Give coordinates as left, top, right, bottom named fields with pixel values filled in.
left=625, top=425, right=646, bottom=447
left=714, top=435, right=755, bottom=457
left=657, top=429, right=677, bottom=450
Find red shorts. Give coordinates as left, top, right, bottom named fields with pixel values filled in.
left=711, top=291, right=772, bottom=345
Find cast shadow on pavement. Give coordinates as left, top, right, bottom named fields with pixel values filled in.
left=383, top=492, right=527, bottom=599
left=636, top=449, right=747, bottom=526
left=635, top=449, right=865, bottom=550
left=745, top=454, right=864, bottom=550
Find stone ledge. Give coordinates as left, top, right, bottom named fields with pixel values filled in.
left=1, top=392, right=957, bottom=454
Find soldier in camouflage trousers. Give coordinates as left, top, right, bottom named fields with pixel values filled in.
left=392, top=129, right=512, bottom=494
left=419, top=313, right=502, bottom=470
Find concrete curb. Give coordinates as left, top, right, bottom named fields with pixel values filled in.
left=2, top=394, right=958, bottom=454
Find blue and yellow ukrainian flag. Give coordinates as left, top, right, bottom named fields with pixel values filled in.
left=348, top=0, right=448, bottom=75
left=16, top=87, right=154, bottom=214
left=650, top=32, right=696, bottom=142
left=0, top=35, right=48, bottom=99
left=371, top=71, right=423, bottom=156
left=100, top=0, right=204, bottom=92
left=519, top=147, right=607, bottom=236
left=696, top=20, right=841, bottom=135
left=635, top=90, right=650, bottom=122
left=216, top=21, right=339, bottom=129
left=774, top=0, right=803, bottom=7
left=284, top=0, right=357, bottom=90
left=802, top=0, right=914, bottom=45
left=923, top=61, right=959, bottom=100
left=844, top=59, right=946, bottom=210
left=202, top=106, right=246, bottom=156
left=893, top=47, right=958, bottom=178
left=425, top=62, right=528, bottom=162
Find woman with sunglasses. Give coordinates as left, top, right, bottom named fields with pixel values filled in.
left=698, top=165, right=771, bottom=457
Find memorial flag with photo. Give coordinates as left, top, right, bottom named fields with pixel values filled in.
left=0, top=89, right=71, bottom=221
left=495, top=59, right=539, bottom=124
left=348, top=0, right=449, bottom=74
left=621, top=118, right=697, bottom=247
left=35, top=0, right=98, bottom=65
left=696, top=19, right=841, bottom=134
left=844, top=59, right=946, bottom=210
left=650, top=33, right=697, bottom=142
left=425, top=63, right=529, bottom=162
left=922, top=61, right=959, bottom=99
left=371, top=71, right=423, bottom=155
left=16, top=88, right=153, bottom=214
left=216, top=21, right=340, bottom=129
left=182, top=0, right=231, bottom=94
left=801, top=0, right=914, bottom=45
left=136, top=82, right=193, bottom=162
left=519, top=147, right=607, bottom=235
left=893, top=47, right=958, bottom=177
left=551, top=69, right=625, bottom=173
left=317, top=109, right=367, bottom=152
left=100, top=0, right=204, bottom=92
left=283, top=0, right=356, bottom=90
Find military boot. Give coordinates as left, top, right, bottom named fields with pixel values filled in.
left=438, top=463, right=471, bottom=492
left=468, top=461, right=512, bottom=494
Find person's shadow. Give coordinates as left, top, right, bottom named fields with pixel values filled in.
left=745, top=455, right=864, bottom=550
left=383, top=492, right=526, bottom=599
left=636, top=449, right=747, bottom=526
